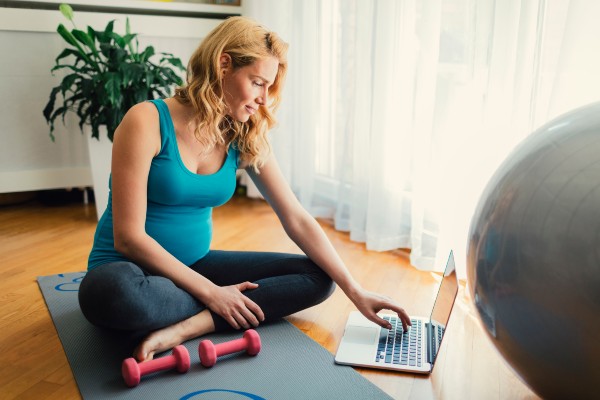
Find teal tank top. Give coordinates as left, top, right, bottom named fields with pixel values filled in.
left=88, top=99, right=239, bottom=270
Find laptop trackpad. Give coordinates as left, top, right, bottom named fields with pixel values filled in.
left=345, top=326, right=378, bottom=345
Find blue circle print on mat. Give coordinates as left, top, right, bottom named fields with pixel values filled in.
left=180, top=389, right=266, bottom=400
left=54, top=274, right=85, bottom=292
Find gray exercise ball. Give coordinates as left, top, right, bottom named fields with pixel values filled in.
left=467, top=101, right=600, bottom=400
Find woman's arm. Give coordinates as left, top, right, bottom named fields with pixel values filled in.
left=110, top=103, right=263, bottom=329
left=246, top=155, right=412, bottom=330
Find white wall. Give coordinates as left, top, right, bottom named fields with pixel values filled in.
left=0, top=1, right=236, bottom=193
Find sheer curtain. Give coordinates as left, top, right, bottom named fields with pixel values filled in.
left=242, top=0, right=600, bottom=277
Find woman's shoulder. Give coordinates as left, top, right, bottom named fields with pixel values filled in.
left=125, top=101, right=160, bottom=124
left=113, top=101, right=162, bottom=156
left=117, top=101, right=162, bottom=137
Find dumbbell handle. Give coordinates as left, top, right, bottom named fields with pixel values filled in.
left=123, top=345, right=190, bottom=387
left=213, top=337, right=251, bottom=355
left=198, top=330, right=261, bottom=368
left=138, top=354, right=178, bottom=375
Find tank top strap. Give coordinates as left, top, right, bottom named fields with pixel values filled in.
left=147, top=99, right=175, bottom=153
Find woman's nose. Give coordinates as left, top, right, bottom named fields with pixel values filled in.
left=257, top=88, right=268, bottom=105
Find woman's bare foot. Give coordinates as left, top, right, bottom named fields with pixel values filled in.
left=134, top=309, right=215, bottom=362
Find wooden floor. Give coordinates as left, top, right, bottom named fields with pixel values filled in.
left=0, top=194, right=540, bottom=399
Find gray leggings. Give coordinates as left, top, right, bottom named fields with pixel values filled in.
left=78, top=250, right=335, bottom=335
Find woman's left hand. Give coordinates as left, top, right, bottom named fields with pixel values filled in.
left=350, top=288, right=412, bottom=331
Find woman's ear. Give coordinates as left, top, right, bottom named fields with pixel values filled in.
left=219, top=53, right=232, bottom=75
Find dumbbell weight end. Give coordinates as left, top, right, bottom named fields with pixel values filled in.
left=122, top=345, right=191, bottom=387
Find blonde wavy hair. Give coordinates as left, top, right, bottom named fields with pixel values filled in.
left=174, top=16, right=288, bottom=171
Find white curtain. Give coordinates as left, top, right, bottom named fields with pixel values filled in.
left=242, top=0, right=600, bottom=277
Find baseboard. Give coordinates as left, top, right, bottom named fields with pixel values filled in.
left=0, top=167, right=92, bottom=193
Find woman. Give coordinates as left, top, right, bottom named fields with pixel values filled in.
left=78, top=16, right=411, bottom=362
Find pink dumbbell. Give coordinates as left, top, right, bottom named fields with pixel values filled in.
left=198, top=329, right=261, bottom=368
left=122, top=345, right=191, bottom=387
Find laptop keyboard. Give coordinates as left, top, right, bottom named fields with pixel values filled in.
left=375, top=316, right=422, bottom=367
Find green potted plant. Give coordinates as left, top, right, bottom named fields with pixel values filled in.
left=43, top=3, right=185, bottom=218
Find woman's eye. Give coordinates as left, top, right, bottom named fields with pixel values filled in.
left=253, top=81, right=264, bottom=87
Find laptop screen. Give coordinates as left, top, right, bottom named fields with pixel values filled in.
left=430, top=251, right=458, bottom=328
left=428, top=251, right=459, bottom=364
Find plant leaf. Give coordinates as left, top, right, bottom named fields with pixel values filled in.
left=140, top=46, right=155, bottom=62
left=156, top=67, right=180, bottom=86
left=76, top=29, right=102, bottom=63
left=48, top=104, right=69, bottom=133
left=57, top=24, right=99, bottom=70
left=145, top=70, right=155, bottom=88
left=95, top=28, right=110, bottom=44
left=43, top=86, right=61, bottom=121
left=72, top=29, right=98, bottom=56
left=57, top=23, right=78, bottom=47
left=51, top=64, right=91, bottom=74
left=59, top=3, right=74, bottom=22
left=123, top=33, right=137, bottom=45
left=87, top=26, right=97, bottom=44
left=120, top=63, right=134, bottom=85
left=91, top=123, right=100, bottom=140
left=125, top=17, right=136, bottom=56
left=104, top=20, right=115, bottom=35
left=160, top=54, right=185, bottom=71
left=108, top=31, right=126, bottom=49
left=60, top=73, right=80, bottom=96
left=99, top=42, right=127, bottom=64
left=54, top=48, right=79, bottom=63
left=104, top=72, right=122, bottom=107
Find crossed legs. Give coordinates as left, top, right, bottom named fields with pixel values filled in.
left=78, top=251, right=335, bottom=360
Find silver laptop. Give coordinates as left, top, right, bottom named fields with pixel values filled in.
left=335, top=251, right=458, bottom=373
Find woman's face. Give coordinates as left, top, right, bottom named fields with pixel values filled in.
left=221, top=55, right=279, bottom=122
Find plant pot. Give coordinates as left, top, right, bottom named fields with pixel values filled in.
left=85, top=127, right=112, bottom=220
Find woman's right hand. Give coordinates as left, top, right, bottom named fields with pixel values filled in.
left=204, top=282, right=265, bottom=330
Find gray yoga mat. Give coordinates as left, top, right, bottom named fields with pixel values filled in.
left=38, top=272, right=392, bottom=400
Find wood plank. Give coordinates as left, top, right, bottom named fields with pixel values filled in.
left=0, top=196, right=540, bottom=399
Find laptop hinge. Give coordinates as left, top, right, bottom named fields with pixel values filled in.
left=426, top=322, right=434, bottom=364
